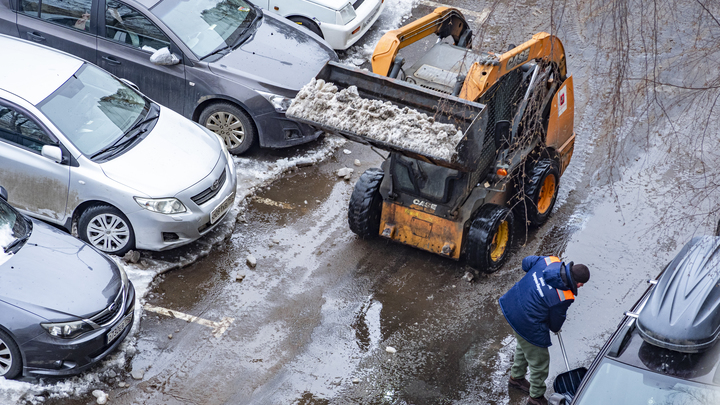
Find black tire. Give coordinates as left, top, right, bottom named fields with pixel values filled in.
left=288, top=16, right=323, bottom=39
left=466, top=204, right=515, bottom=273
left=518, top=158, right=560, bottom=227
left=348, top=168, right=384, bottom=238
left=0, top=329, right=22, bottom=379
left=78, top=205, right=135, bottom=256
left=199, top=103, right=256, bottom=155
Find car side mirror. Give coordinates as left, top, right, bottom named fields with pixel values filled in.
left=0, top=186, right=7, bottom=201
left=494, top=120, right=511, bottom=151
left=41, top=145, right=63, bottom=163
left=150, top=47, right=181, bottom=66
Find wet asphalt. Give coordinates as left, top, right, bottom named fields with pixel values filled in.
left=37, top=0, right=720, bottom=404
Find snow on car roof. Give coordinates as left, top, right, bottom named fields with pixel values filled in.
left=0, top=35, right=83, bottom=105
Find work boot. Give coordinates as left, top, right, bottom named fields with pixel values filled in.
left=527, top=395, right=548, bottom=405
left=508, top=376, right=530, bottom=393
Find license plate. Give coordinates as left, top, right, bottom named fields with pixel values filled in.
left=363, top=4, right=381, bottom=29
left=107, top=313, right=132, bottom=344
left=211, top=191, right=235, bottom=224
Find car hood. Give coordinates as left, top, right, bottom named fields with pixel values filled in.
left=0, top=220, right=121, bottom=319
left=208, top=13, right=337, bottom=94
left=101, top=106, right=222, bottom=197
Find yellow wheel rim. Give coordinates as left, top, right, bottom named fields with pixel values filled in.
left=537, top=174, right=557, bottom=214
left=490, top=220, right=509, bottom=262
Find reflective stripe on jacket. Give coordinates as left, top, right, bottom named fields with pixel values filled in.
left=499, top=255, right=576, bottom=347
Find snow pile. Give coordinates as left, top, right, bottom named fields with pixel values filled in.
left=287, top=79, right=464, bottom=161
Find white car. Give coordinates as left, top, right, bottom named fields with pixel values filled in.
left=0, top=35, right=237, bottom=255
left=254, top=0, right=385, bottom=50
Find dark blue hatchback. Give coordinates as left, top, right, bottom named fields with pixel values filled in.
left=0, top=188, right=135, bottom=378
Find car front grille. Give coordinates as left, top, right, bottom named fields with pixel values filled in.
left=191, top=169, right=227, bottom=206
left=90, top=289, right=124, bottom=327
left=353, top=0, right=364, bottom=9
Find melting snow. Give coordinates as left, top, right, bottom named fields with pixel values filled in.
left=0, top=135, right=345, bottom=404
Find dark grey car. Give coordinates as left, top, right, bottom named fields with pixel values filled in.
left=0, top=188, right=135, bottom=378
left=0, top=0, right=337, bottom=154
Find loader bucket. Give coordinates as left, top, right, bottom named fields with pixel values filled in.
left=552, top=367, right=587, bottom=398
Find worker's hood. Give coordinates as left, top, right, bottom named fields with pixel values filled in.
left=542, top=261, right=577, bottom=295
left=208, top=13, right=337, bottom=94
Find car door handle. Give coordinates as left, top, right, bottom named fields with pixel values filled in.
left=101, top=56, right=121, bottom=65
left=27, top=32, right=45, bottom=42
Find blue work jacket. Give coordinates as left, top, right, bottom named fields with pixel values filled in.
left=499, top=255, right=577, bottom=348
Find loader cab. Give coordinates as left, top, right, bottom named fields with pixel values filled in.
left=383, top=154, right=468, bottom=217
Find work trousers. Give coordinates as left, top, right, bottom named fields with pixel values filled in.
left=510, top=331, right=550, bottom=398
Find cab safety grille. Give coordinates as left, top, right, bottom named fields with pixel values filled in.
left=191, top=169, right=226, bottom=206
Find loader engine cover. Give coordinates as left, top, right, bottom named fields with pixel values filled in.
left=637, top=236, right=720, bottom=353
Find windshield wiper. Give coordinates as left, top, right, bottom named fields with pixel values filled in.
left=4, top=233, right=29, bottom=254
left=200, top=44, right=231, bottom=61
left=90, top=113, right=159, bottom=159
left=200, top=8, right=263, bottom=61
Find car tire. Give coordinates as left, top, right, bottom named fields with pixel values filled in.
left=78, top=205, right=135, bottom=256
left=199, top=103, right=256, bottom=155
left=288, top=16, right=323, bottom=39
left=0, top=329, right=22, bottom=379
left=466, top=204, right=514, bottom=273
left=518, top=158, right=560, bottom=227
left=348, top=168, right=384, bottom=239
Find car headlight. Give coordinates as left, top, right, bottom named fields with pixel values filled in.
left=41, top=320, right=94, bottom=339
left=134, top=197, right=187, bottom=214
left=257, top=91, right=293, bottom=112
left=338, top=3, right=357, bottom=24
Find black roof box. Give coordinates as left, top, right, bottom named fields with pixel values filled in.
left=637, top=236, right=720, bottom=353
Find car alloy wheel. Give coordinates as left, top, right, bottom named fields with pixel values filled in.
left=78, top=205, right=135, bottom=255
left=206, top=111, right=245, bottom=149
left=0, top=329, right=21, bottom=379
left=199, top=103, right=256, bottom=155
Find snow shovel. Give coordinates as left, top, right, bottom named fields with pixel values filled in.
left=552, top=331, right=587, bottom=399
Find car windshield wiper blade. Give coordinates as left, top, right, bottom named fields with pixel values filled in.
left=4, top=234, right=29, bottom=254
left=201, top=8, right=262, bottom=61
left=200, top=44, right=231, bottom=61
left=90, top=113, right=159, bottom=159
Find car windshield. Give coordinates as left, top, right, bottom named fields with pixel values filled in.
left=0, top=197, right=29, bottom=253
left=575, top=358, right=720, bottom=405
left=38, top=64, right=148, bottom=157
left=151, top=0, right=258, bottom=59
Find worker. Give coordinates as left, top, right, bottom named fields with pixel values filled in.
left=498, top=256, right=590, bottom=405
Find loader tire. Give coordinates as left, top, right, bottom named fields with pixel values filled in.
left=466, top=204, right=514, bottom=273
left=348, top=168, right=384, bottom=239
left=520, top=159, right=560, bottom=227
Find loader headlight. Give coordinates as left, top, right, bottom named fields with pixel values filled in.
left=338, top=3, right=356, bottom=24
left=257, top=91, right=293, bottom=112
left=134, top=197, right=187, bottom=214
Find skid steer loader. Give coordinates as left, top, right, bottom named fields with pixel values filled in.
left=288, top=7, right=575, bottom=272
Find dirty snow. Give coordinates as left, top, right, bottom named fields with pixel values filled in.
left=0, top=135, right=345, bottom=404
left=288, top=79, right=464, bottom=160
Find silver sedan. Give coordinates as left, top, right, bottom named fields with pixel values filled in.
left=0, top=35, right=237, bottom=255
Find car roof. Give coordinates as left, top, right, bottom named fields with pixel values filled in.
left=0, top=35, right=83, bottom=105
